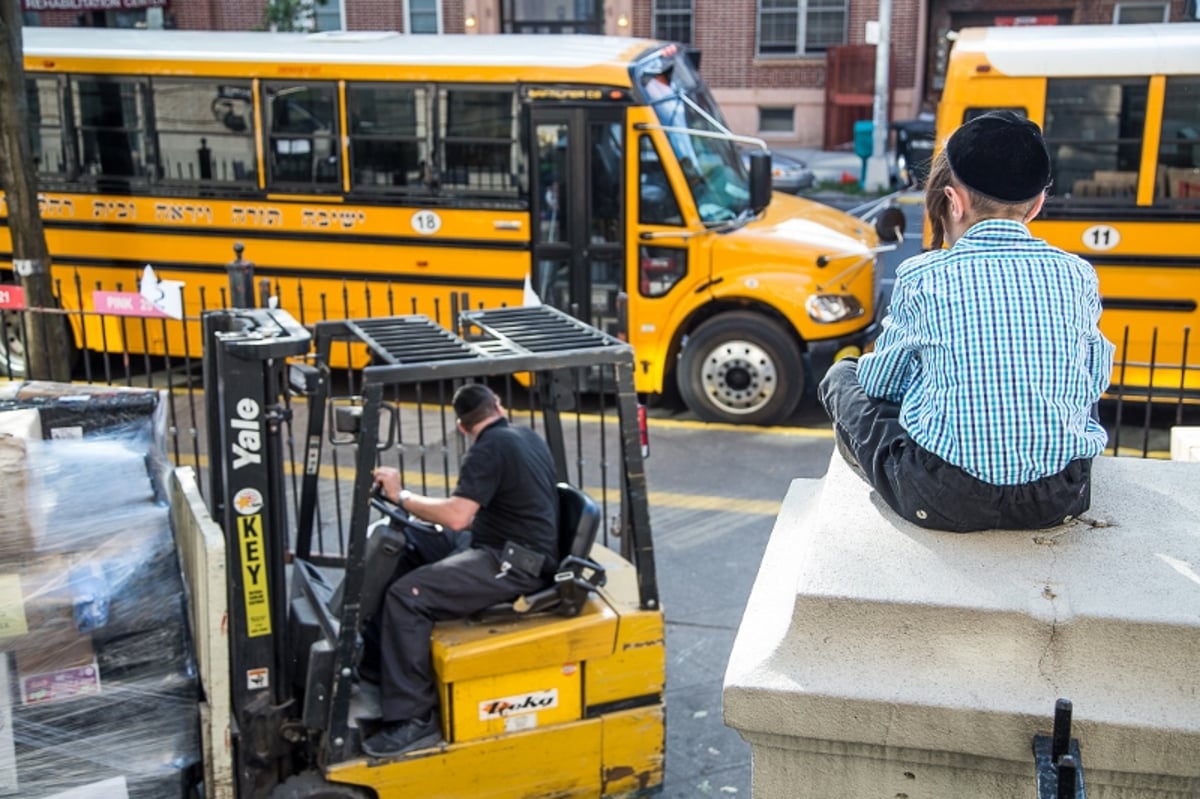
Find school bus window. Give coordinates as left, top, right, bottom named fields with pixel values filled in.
left=348, top=83, right=431, bottom=193
left=25, top=77, right=70, bottom=179
left=589, top=122, right=623, bottom=243
left=962, top=106, right=1026, bottom=124
left=1155, top=75, right=1200, bottom=204
left=153, top=79, right=257, bottom=186
left=639, top=245, right=686, bottom=298
left=438, top=88, right=520, bottom=196
left=73, top=76, right=150, bottom=181
left=264, top=81, right=341, bottom=190
left=1044, top=78, right=1147, bottom=205
left=638, top=135, right=683, bottom=226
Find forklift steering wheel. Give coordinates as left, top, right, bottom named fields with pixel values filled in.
left=369, top=486, right=445, bottom=539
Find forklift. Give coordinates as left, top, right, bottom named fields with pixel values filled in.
left=194, top=303, right=664, bottom=798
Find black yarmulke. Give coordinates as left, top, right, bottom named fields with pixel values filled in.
left=946, top=110, right=1051, bottom=202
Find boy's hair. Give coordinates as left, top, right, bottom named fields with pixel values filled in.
left=453, top=384, right=500, bottom=429
left=924, top=150, right=952, bottom=249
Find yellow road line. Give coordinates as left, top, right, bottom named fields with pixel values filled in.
left=645, top=416, right=835, bottom=437
left=183, top=455, right=784, bottom=517
left=1106, top=447, right=1170, bottom=460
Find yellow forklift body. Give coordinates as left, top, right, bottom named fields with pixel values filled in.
left=325, top=703, right=665, bottom=798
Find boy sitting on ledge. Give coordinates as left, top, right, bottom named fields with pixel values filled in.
left=818, top=111, right=1114, bottom=532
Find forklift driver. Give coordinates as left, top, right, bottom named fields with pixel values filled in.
left=363, top=383, right=560, bottom=757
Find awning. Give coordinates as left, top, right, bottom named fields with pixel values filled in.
left=23, top=0, right=167, bottom=11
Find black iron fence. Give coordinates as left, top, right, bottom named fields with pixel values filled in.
left=3, top=269, right=1196, bottom=477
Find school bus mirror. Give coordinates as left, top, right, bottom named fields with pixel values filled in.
left=748, top=150, right=772, bottom=215
left=874, top=206, right=906, bottom=244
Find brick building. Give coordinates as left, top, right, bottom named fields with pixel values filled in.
left=22, top=0, right=1198, bottom=147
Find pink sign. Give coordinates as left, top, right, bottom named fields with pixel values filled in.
left=92, top=291, right=168, bottom=318
left=0, top=285, right=25, bottom=311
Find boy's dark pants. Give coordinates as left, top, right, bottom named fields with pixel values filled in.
left=817, top=359, right=1092, bottom=533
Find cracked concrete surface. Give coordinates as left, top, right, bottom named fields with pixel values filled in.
left=725, top=453, right=1200, bottom=798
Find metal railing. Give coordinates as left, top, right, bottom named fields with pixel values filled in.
left=0, top=268, right=1195, bottom=491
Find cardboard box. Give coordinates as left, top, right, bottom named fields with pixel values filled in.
left=1166, top=166, right=1200, bottom=199
left=14, top=634, right=101, bottom=706
left=0, top=656, right=16, bottom=797
left=0, top=428, right=37, bottom=565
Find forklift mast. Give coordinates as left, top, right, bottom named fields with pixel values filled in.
left=295, top=305, right=660, bottom=766
left=202, top=308, right=312, bottom=798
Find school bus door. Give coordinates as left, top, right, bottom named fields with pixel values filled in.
left=530, top=106, right=626, bottom=337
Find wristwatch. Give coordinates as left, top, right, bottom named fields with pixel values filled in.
left=397, top=489, right=413, bottom=509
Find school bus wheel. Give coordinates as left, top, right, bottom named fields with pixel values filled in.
left=677, top=311, right=803, bottom=425
left=268, top=772, right=373, bottom=799
left=0, top=311, right=29, bottom=379
left=0, top=299, right=77, bottom=380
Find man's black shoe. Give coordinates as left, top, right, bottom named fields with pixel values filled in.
left=362, top=713, right=441, bottom=758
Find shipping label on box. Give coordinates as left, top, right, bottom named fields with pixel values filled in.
left=15, top=635, right=101, bottom=706
left=20, top=663, right=101, bottom=706
left=0, top=575, right=27, bottom=640
left=0, top=656, right=17, bottom=796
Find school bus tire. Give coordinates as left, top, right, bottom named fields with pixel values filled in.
left=677, top=311, right=803, bottom=425
left=268, top=772, right=374, bottom=799
left=0, top=307, right=78, bottom=380
left=0, top=310, right=28, bottom=379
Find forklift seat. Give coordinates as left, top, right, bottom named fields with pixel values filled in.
left=478, top=482, right=606, bottom=620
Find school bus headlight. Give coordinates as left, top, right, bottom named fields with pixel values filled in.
left=806, top=293, right=864, bottom=323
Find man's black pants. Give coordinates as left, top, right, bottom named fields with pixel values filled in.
left=817, top=358, right=1092, bottom=533
left=375, top=546, right=546, bottom=723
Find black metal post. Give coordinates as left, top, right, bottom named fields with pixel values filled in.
left=227, top=242, right=256, bottom=309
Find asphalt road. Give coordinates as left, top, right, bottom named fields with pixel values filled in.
left=643, top=417, right=836, bottom=797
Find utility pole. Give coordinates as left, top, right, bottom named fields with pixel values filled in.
left=864, top=0, right=893, bottom=192
left=0, top=0, right=70, bottom=380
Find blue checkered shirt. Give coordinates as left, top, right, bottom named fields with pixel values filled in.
left=857, top=219, right=1114, bottom=486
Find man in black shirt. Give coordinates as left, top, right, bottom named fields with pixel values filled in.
left=363, top=383, right=559, bottom=758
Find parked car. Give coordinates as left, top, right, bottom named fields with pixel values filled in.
left=740, top=148, right=815, bottom=193
left=891, top=116, right=936, bottom=187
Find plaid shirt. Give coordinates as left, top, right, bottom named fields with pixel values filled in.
left=857, top=219, right=1114, bottom=486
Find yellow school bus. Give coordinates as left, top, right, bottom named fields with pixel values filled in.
left=937, top=22, right=1199, bottom=401
left=0, top=29, right=900, bottom=425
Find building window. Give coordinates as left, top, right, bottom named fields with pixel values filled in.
left=757, top=0, right=847, bottom=57
left=653, top=0, right=693, bottom=45
left=758, top=107, right=795, bottom=134
left=502, top=0, right=603, bottom=34
left=408, top=0, right=440, bottom=34
left=1114, top=3, right=1169, bottom=23
left=312, top=0, right=342, bottom=31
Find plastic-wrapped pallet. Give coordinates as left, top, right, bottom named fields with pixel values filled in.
left=0, top=383, right=201, bottom=799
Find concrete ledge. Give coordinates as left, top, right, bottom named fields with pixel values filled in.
left=1171, top=427, right=1200, bottom=462
left=724, top=454, right=1200, bottom=798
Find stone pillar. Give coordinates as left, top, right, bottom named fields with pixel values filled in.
left=724, top=455, right=1200, bottom=798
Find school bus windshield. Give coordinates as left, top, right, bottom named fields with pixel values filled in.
left=634, top=52, right=752, bottom=224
